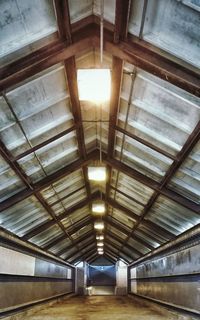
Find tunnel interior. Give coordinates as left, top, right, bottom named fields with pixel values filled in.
left=0, top=0, right=200, bottom=319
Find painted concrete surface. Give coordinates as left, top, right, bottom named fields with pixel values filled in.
left=24, top=296, right=194, bottom=320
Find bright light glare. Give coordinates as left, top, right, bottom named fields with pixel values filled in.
left=97, top=242, right=104, bottom=247
left=94, top=221, right=104, bottom=230
left=77, top=69, right=111, bottom=103
left=88, top=166, right=106, bottom=181
left=92, top=201, right=105, bottom=214
left=98, top=251, right=104, bottom=255
left=96, top=235, right=104, bottom=240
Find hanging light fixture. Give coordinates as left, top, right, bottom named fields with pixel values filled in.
left=96, top=235, right=104, bottom=240
left=98, top=249, right=104, bottom=253
left=77, top=69, right=111, bottom=103
left=94, top=220, right=104, bottom=230
left=92, top=201, right=106, bottom=214
left=97, top=242, right=104, bottom=247
left=77, top=0, right=110, bottom=105
left=88, top=166, right=106, bottom=182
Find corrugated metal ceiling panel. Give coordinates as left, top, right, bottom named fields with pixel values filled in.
left=169, top=141, right=200, bottom=204
left=128, top=0, right=200, bottom=67
left=145, top=195, right=200, bottom=236
left=0, top=0, right=57, bottom=61
left=0, top=196, right=51, bottom=237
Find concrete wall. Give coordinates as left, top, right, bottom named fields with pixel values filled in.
left=116, top=261, right=127, bottom=295
left=128, top=241, right=200, bottom=315
left=0, top=245, right=75, bottom=314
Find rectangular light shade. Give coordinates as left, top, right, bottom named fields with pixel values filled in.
left=98, top=251, right=104, bottom=255
left=88, top=167, right=106, bottom=181
left=77, top=69, right=111, bottom=103
left=92, top=202, right=105, bottom=214
left=94, top=221, right=104, bottom=230
left=96, top=235, right=104, bottom=240
left=97, top=242, right=104, bottom=247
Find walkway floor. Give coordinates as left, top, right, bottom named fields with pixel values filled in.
left=25, top=295, right=189, bottom=320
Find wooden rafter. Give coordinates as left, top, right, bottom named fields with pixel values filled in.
left=104, top=244, right=130, bottom=264
left=22, top=192, right=98, bottom=240
left=65, top=241, right=95, bottom=261
left=114, top=121, right=200, bottom=255
left=54, top=0, right=72, bottom=43
left=1, top=21, right=199, bottom=96
left=105, top=216, right=154, bottom=250
left=70, top=248, right=96, bottom=264
left=114, top=0, right=132, bottom=43
left=106, top=230, right=142, bottom=257
left=0, top=10, right=199, bottom=265
left=43, top=216, right=92, bottom=250
left=105, top=157, right=200, bottom=213
left=0, top=150, right=99, bottom=212
left=56, top=231, right=94, bottom=256
left=107, top=57, right=123, bottom=158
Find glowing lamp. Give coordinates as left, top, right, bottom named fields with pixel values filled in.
left=77, top=69, right=111, bottom=103
left=92, top=201, right=106, bottom=214
left=94, top=221, right=104, bottom=230
left=97, top=242, right=104, bottom=247
left=88, top=166, right=106, bottom=181
left=96, top=235, right=104, bottom=240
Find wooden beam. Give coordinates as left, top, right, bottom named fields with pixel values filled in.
left=104, top=244, right=130, bottom=264
left=56, top=231, right=94, bottom=256
left=115, top=125, right=176, bottom=161
left=14, top=125, right=76, bottom=161
left=105, top=215, right=154, bottom=250
left=101, top=31, right=200, bottom=96
left=0, top=140, right=32, bottom=189
left=114, top=0, right=131, bottom=43
left=109, top=185, right=145, bottom=207
left=106, top=238, right=134, bottom=260
left=106, top=230, right=142, bottom=257
left=106, top=196, right=139, bottom=222
left=0, top=149, right=99, bottom=212
left=87, top=253, right=99, bottom=264
left=22, top=192, right=98, bottom=240
left=104, top=246, right=119, bottom=261
left=43, top=216, right=92, bottom=250
left=104, top=254, right=117, bottom=264
left=104, top=250, right=118, bottom=263
left=1, top=19, right=199, bottom=96
left=105, top=196, right=175, bottom=239
left=54, top=0, right=72, bottom=43
left=0, top=135, right=83, bottom=255
left=64, top=57, right=86, bottom=159
left=107, top=57, right=123, bottom=158
left=65, top=241, right=95, bottom=261
left=70, top=248, right=96, bottom=264
left=105, top=157, right=199, bottom=213
left=118, top=120, right=200, bottom=252
left=162, top=120, right=200, bottom=187
left=0, top=28, right=93, bottom=92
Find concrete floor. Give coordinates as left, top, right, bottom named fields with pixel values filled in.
left=24, top=296, right=193, bottom=320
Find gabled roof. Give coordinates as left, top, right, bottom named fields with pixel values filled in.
left=0, top=0, right=199, bottom=265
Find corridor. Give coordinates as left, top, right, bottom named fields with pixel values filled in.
left=24, top=296, right=192, bottom=320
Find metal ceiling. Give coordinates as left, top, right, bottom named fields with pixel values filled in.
left=0, top=0, right=199, bottom=265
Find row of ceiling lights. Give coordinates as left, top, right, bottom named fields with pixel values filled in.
left=88, top=166, right=107, bottom=255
